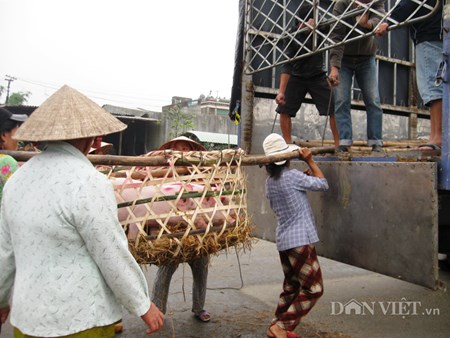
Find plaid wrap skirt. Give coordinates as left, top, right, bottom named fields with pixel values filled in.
left=272, top=244, right=324, bottom=331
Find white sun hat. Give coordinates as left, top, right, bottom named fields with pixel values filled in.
left=14, top=85, right=127, bottom=142
left=263, top=133, right=299, bottom=165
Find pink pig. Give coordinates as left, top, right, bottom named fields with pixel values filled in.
left=183, top=183, right=236, bottom=226
left=111, top=178, right=209, bottom=239
left=201, top=189, right=236, bottom=226
left=111, top=177, right=160, bottom=239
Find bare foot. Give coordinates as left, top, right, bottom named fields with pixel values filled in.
left=266, top=324, right=288, bottom=338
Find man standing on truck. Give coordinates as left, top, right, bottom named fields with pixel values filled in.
left=328, top=0, right=386, bottom=153
left=376, top=0, right=444, bottom=151
left=275, top=3, right=339, bottom=148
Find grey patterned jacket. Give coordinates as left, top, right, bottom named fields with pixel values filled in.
left=0, top=142, right=150, bottom=337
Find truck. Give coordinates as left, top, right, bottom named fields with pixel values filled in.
left=229, top=0, right=450, bottom=289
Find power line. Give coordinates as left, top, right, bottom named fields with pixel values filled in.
left=15, top=77, right=172, bottom=105
left=7, top=75, right=227, bottom=111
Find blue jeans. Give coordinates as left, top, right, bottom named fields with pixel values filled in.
left=334, top=56, right=383, bottom=146
left=416, top=40, right=443, bottom=106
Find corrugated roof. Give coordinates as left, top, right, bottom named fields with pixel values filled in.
left=183, top=131, right=237, bottom=145
left=102, top=104, right=161, bottom=121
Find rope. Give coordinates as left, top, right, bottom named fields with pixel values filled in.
left=207, top=246, right=245, bottom=291
left=321, top=78, right=334, bottom=147
left=271, top=110, right=278, bottom=133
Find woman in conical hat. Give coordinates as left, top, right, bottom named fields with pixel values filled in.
left=158, top=136, right=206, bottom=151
left=13, top=84, right=126, bottom=144
left=0, top=85, right=164, bottom=337
left=152, top=134, right=212, bottom=324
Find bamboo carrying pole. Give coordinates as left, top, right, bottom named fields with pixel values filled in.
left=1, top=146, right=336, bottom=167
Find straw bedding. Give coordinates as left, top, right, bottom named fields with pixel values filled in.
left=99, top=148, right=253, bottom=265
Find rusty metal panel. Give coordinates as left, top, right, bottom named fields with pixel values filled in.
left=245, top=161, right=439, bottom=289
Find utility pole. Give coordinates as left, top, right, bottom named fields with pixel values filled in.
left=4, top=75, right=16, bottom=104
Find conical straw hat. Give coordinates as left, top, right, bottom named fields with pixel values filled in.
left=158, top=136, right=206, bottom=151
left=14, top=85, right=127, bottom=142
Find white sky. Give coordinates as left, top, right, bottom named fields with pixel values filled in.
left=0, top=0, right=239, bottom=111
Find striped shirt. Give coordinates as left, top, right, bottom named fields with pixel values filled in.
left=265, top=167, right=328, bottom=251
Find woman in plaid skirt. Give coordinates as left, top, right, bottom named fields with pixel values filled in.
left=263, top=133, right=328, bottom=338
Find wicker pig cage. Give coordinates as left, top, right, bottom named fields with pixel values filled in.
left=97, top=148, right=253, bottom=265
left=5, top=146, right=306, bottom=266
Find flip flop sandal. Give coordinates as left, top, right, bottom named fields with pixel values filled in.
left=195, top=310, right=211, bottom=322
left=418, top=144, right=441, bottom=151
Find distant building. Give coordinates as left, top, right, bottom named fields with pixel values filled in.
left=164, top=95, right=230, bottom=116
left=102, top=104, right=162, bottom=155
left=161, top=96, right=237, bottom=146
left=182, top=130, right=238, bottom=150
left=8, top=97, right=239, bottom=156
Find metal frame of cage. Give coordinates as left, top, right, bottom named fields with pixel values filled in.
left=244, top=0, right=439, bottom=75
left=240, top=0, right=441, bottom=136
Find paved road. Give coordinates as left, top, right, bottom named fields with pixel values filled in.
left=2, top=240, right=449, bottom=337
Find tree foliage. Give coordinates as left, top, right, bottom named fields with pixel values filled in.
left=7, top=91, right=31, bottom=105
left=167, top=105, right=195, bottom=139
